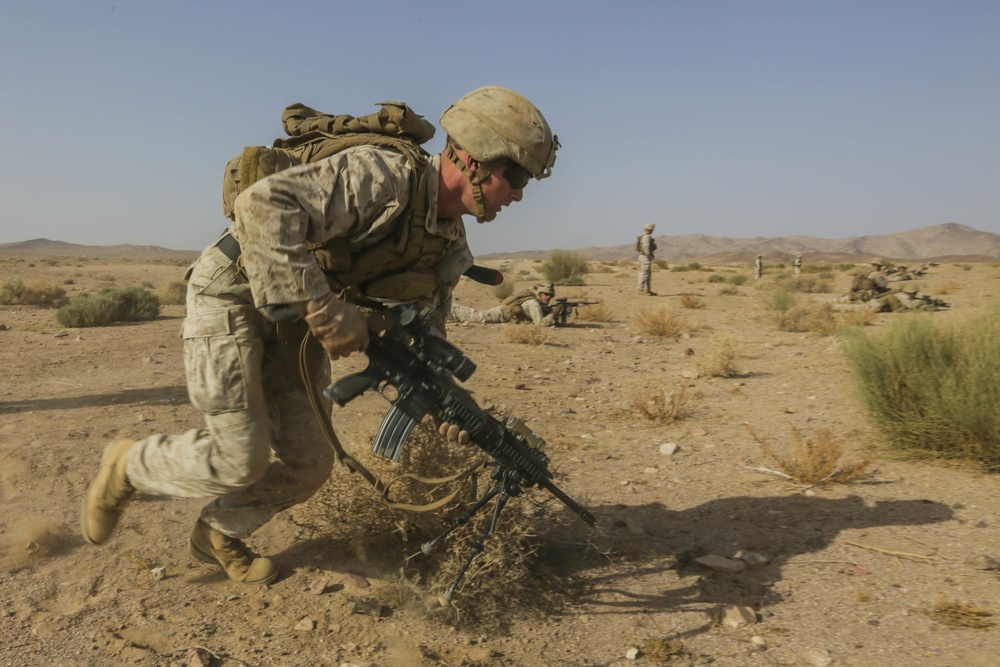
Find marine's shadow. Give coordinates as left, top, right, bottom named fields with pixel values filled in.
left=536, top=494, right=952, bottom=622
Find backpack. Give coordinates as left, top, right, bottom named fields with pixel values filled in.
left=221, top=101, right=436, bottom=220
left=635, top=235, right=643, bottom=253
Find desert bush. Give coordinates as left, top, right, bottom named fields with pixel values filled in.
left=157, top=280, right=188, bottom=306
left=763, top=285, right=797, bottom=313
left=653, top=259, right=669, bottom=270
left=491, top=279, right=515, bottom=301
left=97, top=273, right=115, bottom=282
left=695, top=335, right=742, bottom=377
left=500, top=323, right=548, bottom=345
left=589, top=262, right=615, bottom=274
left=925, top=599, right=994, bottom=629
left=670, top=262, right=702, bottom=273
left=539, top=250, right=587, bottom=285
left=0, top=280, right=69, bottom=307
left=773, top=302, right=841, bottom=335
left=727, top=273, right=748, bottom=286
left=936, top=280, right=959, bottom=295
left=56, top=287, right=161, bottom=328
left=574, top=300, right=613, bottom=323
left=838, top=263, right=857, bottom=272
left=679, top=294, right=705, bottom=309
left=635, top=306, right=693, bottom=339
left=787, top=277, right=833, bottom=293
left=707, top=274, right=725, bottom=283
left=748, top=424, right=875, bottom=487
left=632, top=382, right=694, bottom=423
left=842, top=309, right=1000, bottom=467
left=718, top=286, right=739, bottom=296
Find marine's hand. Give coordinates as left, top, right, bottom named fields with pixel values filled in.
left=438, top=421, right=471, bottom=446
left=303, top=293, right=369, bottom=360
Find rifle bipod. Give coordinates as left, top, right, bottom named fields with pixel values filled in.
left=419, top=466, right=524, bottom=601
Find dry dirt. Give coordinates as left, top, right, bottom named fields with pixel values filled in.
left=2, top=254, right=1000, bottom=667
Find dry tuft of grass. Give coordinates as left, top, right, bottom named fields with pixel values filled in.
left=501, top=323, right=549, bottom=345
left=747, top=424, right=876, bottom=487
left=935, top=280, right=960, bottom=295
left=0, top=280, right=69, bottom=307
left=925, top=599, right=994, bottom=629
left=679, top=294, right=705, bottom=309
left=575, top=299, right=613, bottom=323
left=632, top=382, right=695, bottom=423
left=636, top=306, right=694, bottom=339
left=695, top=335, right=742, bottom=377
left=157, top=280, right=188, bottom=306
left=773, top=302, right=841, bottom=335
left=305, top=419, right=568, bottom=630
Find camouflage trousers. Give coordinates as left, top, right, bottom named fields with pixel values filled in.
left=125, top=242, right=334, bottom=539
left=637, top=255, right=652, bottom=292
left=448, top=303, right=508, bottom=324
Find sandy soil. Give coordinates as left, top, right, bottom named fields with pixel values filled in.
left=2, top=253, right=1000, bottom=667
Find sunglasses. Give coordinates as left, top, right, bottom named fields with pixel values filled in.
left=499, top=161, right=531, bottom=190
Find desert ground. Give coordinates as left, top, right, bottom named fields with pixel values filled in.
left=1, top=252, right=1000, bottom=667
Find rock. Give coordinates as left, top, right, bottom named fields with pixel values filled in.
left=294, top=616, right=315, bottom=631
left=722, top=605, right=758, bottom=628
left=688, top=427, right=708, bottom=437
left=184, top=647, right=213, bottom=667
left=342, top=571, right=370, bottom=589
left=969, top=554, right=1000, bottom=570
left=803, top=649, right=833, bottom=666
left=735, top=550, right=770, bottom=567
left=659, top=442, right=680, bottom=456
left=150, top=566, right=166, bottom=581
left=695, top=554, right=746, bottom=573
left=750, top=635, right=767, bottom=651
left=625, top=647, right=641, bottom=659
left=309, top=576, right=330, bottom=595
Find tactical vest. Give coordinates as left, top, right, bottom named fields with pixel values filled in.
left=502, top=291, right=536, bottom=322
left=222, top=102, right=459, bottom=305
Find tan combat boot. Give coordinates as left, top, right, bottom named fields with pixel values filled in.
left=81, top=439, right=137, bottom=545
left=189, top=521, right=279, bottom=585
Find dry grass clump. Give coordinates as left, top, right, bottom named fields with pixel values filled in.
left=0, top=280, right=69, bottom=307
left=837, top=307, right=878, bottom=328
left=501, top=323, right=549, bottom=345
left=632, top=382, right=695, bottom=423
left=491, top=279, right=515, bottom=300
left=925, top=599, right=994, bottom=629
left=773, top=302, right=841, bottom=335
left=718, top=285, right=739, bottom=296
left=157, top=280, right=188, bottom=306
left=747, top=424, right=876, bottom=487
left=935, top=280, right=960, bottom=295
left=679, top=294, right=705, bottom=309
left=636, top=306, right=694, bottom=339
left=695, top=335, right=742, bottom=378
left=574, top=299, right=613, bottom=323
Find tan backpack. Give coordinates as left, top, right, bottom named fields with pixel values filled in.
left=221, top=101, right=436, bottom=220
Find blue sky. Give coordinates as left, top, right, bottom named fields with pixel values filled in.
left=1, top=1, right=997, bottom=255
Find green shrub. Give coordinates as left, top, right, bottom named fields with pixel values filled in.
left=653, top=259, right=669, bottom=270
left=727, top=273, right=749, bottom=286
left=56, top=287, right=161, bottom=328
left=764, top=285, right=797, bottom=313
left=539, top=250, right=587, bottom=286
left=842, top=309, right=1000, bottom=467
left=707, top=274, right=726, bottom=283
left=0, top=280, right=69, bottom=307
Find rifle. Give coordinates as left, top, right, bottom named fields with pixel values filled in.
left=550, top=297, right=599, bottom=326
left=325, top=305, right=597, bottom=599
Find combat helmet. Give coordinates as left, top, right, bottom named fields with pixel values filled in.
left=531, top=282, right=555, bottom=297
left=440, top=86, right=558, bottom=222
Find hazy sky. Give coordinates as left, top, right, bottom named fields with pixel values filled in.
left=1, top=1, right=997, bottom=255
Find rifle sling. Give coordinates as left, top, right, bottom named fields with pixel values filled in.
left=298, top=330, right=484, bottom=512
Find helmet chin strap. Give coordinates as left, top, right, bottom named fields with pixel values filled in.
left=445, top=144, right=496, bottom=223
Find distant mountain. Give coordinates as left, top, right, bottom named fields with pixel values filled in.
left=3, top=223, right=998, bottom=264
left=0, top=238, right=199, bottom=261
left=480, top=223, right=1000, bottom=263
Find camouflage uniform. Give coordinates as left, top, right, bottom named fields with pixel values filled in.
left=449, top=290, right=555, bottom=326
left=793, top=256, right=802, bottom=276
left=637, top=225, right=656, bottom=294
left=125, top=148, right=470, bottom=538
left=754, top=255, right=763, bottom=280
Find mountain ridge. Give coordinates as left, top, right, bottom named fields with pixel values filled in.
left=2, top=223, right=997, bottom=263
